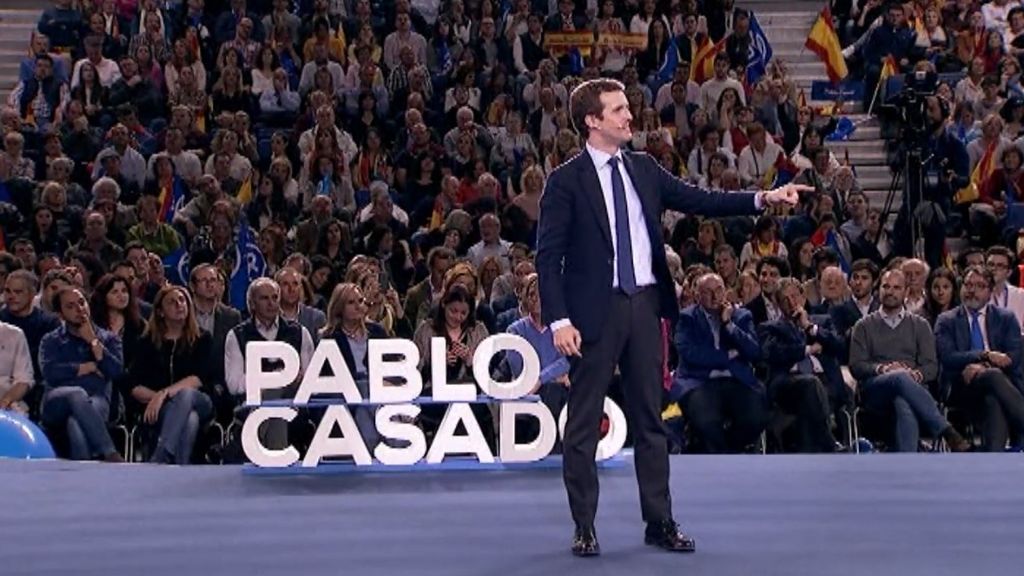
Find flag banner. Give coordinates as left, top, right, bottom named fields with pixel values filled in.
left=595, top=32, right=647, bottom=50
left=543, top=32, right=594, bottom=56
left=805, top=6, right=849, bottom=83
left=746, top=12, right=773, bottom=85
left=810, top=79, right=864, bottom=102
left=657, top=36, right=679, bottom=82
left=229, top=217, right=267, bottom=311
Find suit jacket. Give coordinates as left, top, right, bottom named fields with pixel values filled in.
left=291, top=304, right=327, bottom=346
left=673, top=304, right=762, bottom=396
left=934, top=305, right=1024, bottom=399
left=537, top=149, right=759, bottom=341
left=404, top=277, right=435, bottom=332
left=744, top=294, right=773, bottom=326
left=326, top=322, right=390, bottom=380
left=830, top=297, right=879, bottom=340
left=760, top=315, right=850, bottom=407
left=209, top=304, right=243, bottom=388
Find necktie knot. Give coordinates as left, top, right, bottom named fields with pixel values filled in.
left=608, top=156, right=619, bottom=169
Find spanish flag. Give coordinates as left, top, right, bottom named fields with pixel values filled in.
left=956, top=142, right=997, bottom=204
left=805, top=6, right=848, bottom=84
left=236, top=175, right=253, bottom=205
left=691, top=35, right=725, bottom=84
left=879, top=54, right=898, bottom=82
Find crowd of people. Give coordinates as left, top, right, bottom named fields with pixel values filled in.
left=0, top=0, right=1023, bottom=463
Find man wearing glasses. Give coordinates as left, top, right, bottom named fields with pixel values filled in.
left=984, top=246, right=1024, bottom=332
left=935, top=265, right=1024, bottom=451
left=190, top=264, right=242, bottom=423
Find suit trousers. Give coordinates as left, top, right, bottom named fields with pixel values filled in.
left=682, top=378, right=769, bottom=454
left=563, top=288, right=670, bottom=529
left=959, top=368, right=1024, bottom=452
left=770, top=375, right=836, bottom=453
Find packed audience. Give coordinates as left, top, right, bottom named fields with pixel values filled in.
left=0, top=0, right=1023, bottom=464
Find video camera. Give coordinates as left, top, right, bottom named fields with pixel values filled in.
left=889, top=69, right=939, bottom=143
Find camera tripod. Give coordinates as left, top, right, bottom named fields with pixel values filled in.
left=881, top=145, right=931, bottom=262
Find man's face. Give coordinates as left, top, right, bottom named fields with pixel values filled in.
left=821, top=268, right=846, bottom=300
left=589, top=90, right=633, bottom=145
left=961, top=271, right=992, bottom=311
left=879, top=272, right=908, bottom=310
left=278, top=272, right=303, bottom=307
left=431, top=254, right=453, bottom=277
left=4, top=277, right=34, bottom=315
left=85, top=214, right=107, bottom=241
left=58, top=289, right=89, bottom=328
left=252, top=284, right=281, bottom=323
left=777, top=284, right=804, bottom=318
left=714, top=58, right=729, bottom=78
left=901, top=261, right=926, bottom=291
left=480, top=218, right=499, bottom=242
left=715, top=252, right=736, bottom=278
left=759, top=264, right=781, bottom=295
left=697, top=276, right=727, bottom=312
left=192, top=268, right=222, bottom=300
left=986, top=253, right=1012, bottom=285
left=35, top=59, right=52, bottom=81
left=850, top=269, right=875, bottom=300
left=14, top=243, right=36, bottom=270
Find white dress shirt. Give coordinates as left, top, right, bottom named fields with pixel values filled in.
left=586, top=143, right=657, bottom=290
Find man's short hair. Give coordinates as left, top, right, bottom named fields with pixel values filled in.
left=5, top=269, right=39, bottom=291
left=757, top=255, right=791, bottom=277
left=985, top=245, right=1015, bottom=263
left=963, top=265, right=995, bottom=289
left=569, top=78, right=625, bottom=139
left=850, top=258, right=879, bottom=280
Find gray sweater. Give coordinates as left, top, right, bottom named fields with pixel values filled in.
left=849, top=310, right=938, bottom=382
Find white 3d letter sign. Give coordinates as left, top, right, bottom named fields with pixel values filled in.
left=243, top=335, right=627, bottom=467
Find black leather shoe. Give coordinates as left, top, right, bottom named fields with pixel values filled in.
left=571, top=526, right=600, bottom=557
left=644, top=520, right=696, bottom=553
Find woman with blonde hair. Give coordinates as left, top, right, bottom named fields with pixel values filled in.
left=129, top=285, right=214, bottom=464
left=321, top=282, right=388, bottom=447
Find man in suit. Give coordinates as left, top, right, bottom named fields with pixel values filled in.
left=536, top=78, right=803, bottom=557
left=831, top=259, right=880, bottom=342
left=761, top=278, right=847, bottom=453
left=675, top=273, right=768, bottom=454
left=190, top=264, right=243, bottom=424
left=935, top=266, right=1024, bottom=451
left=404, top=247, right=455, bottom=333
left=744, top=256, right=789, bottom=327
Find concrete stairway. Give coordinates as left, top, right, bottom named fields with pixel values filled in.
left=0, top=1, right=53, bottom=104
left=748, top=0, right=896, bottom=208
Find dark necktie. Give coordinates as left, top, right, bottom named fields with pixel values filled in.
left=970, top=310, right=985, bottom=351
left=608, top=157, right=638, bottom=294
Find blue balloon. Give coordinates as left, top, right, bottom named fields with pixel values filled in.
left=0, top=411, right=56, bottom=460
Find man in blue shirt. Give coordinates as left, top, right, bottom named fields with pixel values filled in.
left=39, top=287, right=124, bottom=462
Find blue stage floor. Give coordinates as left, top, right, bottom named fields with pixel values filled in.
left=2, top=454, right=1023, bottom=576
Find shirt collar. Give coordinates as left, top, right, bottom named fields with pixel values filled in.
left=880, top=306, right=906, bottom=322
left=586, top=142, right=622, bottom=170
left=256, top=316, right=280, bottom=333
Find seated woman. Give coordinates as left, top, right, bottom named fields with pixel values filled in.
left=413, top=283, right=492, bottom=441
left=129, top=285, right=214, bottom=464
left=320, top=282, right=388, bottom=449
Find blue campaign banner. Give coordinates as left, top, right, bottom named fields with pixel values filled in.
left=810, top=79, right=864, bottom=102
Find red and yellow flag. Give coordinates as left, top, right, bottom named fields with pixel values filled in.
left=691, top=35, right=725, bottom=84
left=879, top=55, right=899, bottom=82
left=805, top=7, right=848, bottom=84
left=957, top=142, right=997, bottom=204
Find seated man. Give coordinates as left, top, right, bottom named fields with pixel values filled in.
left=849, top=269, right=969, bottom=452
left=38, top=287, right=124, bottom=462
left=224, top=278, right=314, bottom=450
left=935, top=266, right=1024, bottom=452
left=0, top=320, right=34, bottom=413
left=674, top=273, right=768, bottom=453
left=761, top=278, right=847, bottom=452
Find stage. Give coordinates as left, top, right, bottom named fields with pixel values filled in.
left=2, top=454, right=1022, bottom=576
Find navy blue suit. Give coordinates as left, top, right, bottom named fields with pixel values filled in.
left=536, top=148, right=761, bottom=526
left=934, top=306, right=1024, bottom=451
left=674, top=305, right=768, bottom=453
left=537, top=150, right=759, bottom=342
left=760, top=315, right=848, bottom=452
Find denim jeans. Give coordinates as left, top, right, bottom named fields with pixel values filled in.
left=150, top=388, right=214, bottom=465
left=41, top=387, right=116, bottom=460
left=861, top=372, right=950, bottom=452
